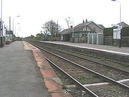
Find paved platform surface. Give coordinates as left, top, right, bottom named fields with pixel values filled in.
left=41, top=41, right=129, bottom=56
left=0, top=41, right=50, bottom=97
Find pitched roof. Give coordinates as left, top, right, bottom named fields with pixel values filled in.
left=74, top=22, right=92, bottom=32
left=61, top=21, right=104, bottom=35
left=98, top=24, right=105, bottom=29
left=61, top=28, right=73, bottom=35
left=117, top=22, right=129, bottom=28
left=74, top=21, right=104, bottom=32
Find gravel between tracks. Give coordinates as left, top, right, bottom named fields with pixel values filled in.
left=50, top=62, right=92, bottom=97
left=30, top=41, right=129, bottom=97
left=41, top=44, right=129, bottom=81
left=42, top=50, right=129, bottom=97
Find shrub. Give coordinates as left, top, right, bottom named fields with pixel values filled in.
left=121, top=27, right=129, bottom=36
left=81, top=36, right=87, bottom=43
left=103, top=28, right=113, bottom=36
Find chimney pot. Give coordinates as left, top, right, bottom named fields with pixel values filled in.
left=86, top=19, right=88, bottom=23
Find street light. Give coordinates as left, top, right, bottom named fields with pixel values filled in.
left=111, top=0, right=122, bottom=48
left=14, top=15, right=21, bottom=37
left=1, top=0, right=2, bottom=36
left=15, top=23, right=20, bottom=37
left=0, top=0, right=3, bottom=47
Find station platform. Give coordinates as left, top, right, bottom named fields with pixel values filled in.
left=0, top=41, right=50, bottom=97
left=0, top=41, right=71, bottom=97
left=41, top=41, right=129, bottom=56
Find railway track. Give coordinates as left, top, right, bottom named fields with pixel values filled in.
left=44, top=45, right=129, bottom=75
left=33, top=41, right=129, bottom=80
left=46, top=58, right=99, bottom=97
left=57, top=47, right=129, bottom=67
left=29, top=41, right=129, bottom=97
left=39, top=41, right=129, bottom=67
left=37, top=41, right=129, bottom=73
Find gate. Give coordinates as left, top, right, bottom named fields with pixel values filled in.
left=87, top=33, right=103, bottom=45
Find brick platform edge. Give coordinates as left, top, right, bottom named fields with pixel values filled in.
left=23, top=41, right=73, bottom=97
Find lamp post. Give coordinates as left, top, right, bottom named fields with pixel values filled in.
left=1, top=0, right=2, bottom=36
left=111, top=0, right=122, bottom=48
left=0, top=0, right=3, bottom=47
left=14, top=15, right=21, bottom=37
left=16, top=22, right=20, bottom=37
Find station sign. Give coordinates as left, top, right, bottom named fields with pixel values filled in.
left=113, top=26, right=122, bottom=39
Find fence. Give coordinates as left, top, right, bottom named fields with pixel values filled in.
left=87, top=33, right=103, bottom=45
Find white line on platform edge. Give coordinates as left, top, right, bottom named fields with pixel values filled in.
left=40, top=41, right=129, bottom=56
left=83, top=79, right=129, bottom=87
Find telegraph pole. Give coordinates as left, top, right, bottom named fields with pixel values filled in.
left=0, top=0, right=3, bottom=47
left=9, top=17, right=11, bottom=31
left=9, top=17, right=12, bottom=41
left=111, top=0, right=122, bottom=47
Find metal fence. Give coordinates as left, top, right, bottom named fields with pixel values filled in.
left=87, top=33, right=103, bottom=45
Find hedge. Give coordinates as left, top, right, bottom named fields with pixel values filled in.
left=121, top=27, right=129, bottom=36
left=104, top=27, right=129, bottom=36
left=103, top=28, right=113, bottom=36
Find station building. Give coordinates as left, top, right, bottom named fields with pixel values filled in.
left=61, top=20, right=104, bottom=45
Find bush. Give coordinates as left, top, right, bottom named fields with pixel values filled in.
left=121, top=27, right=129, bottom=36
left=81, top=36, right=87, bottom=43
left=103, top=28, right=113, bottom=36
left=104, top=27, right=129, bottom=36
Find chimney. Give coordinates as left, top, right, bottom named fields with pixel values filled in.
left=83, top=20, right=85, bottom=23
left=86, top=19, right=88, bottom=23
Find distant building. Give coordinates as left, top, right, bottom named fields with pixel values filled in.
left=0, top=21, right=14, bottom=45
left=3, top=25, right=14, bottom=43
left=61, top=20, right=104, bottom=45
left=5, top=30, right=14, bottom=42
left=0, top=21, right=6, bottom=46
left=103, top=22, right=129, bottom=47
left=61, top=27, right=73, bottom=41
left=117, top=22, right=129, bottom=28
left=112, top=22, right=129, bottom=42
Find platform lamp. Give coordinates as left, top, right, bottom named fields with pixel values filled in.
left=15, top=15, right=21, bottom=38
left=111, top=0, right=122, bottom=48
left=0, top=0, right=3, bottom=47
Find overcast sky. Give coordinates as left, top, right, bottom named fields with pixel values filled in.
left=1, top=0, right=129, bottom=37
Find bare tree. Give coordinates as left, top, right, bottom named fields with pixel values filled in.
left=65, top=17, right=73, bottom=28
left=42, top=20, right=61, bottom=36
